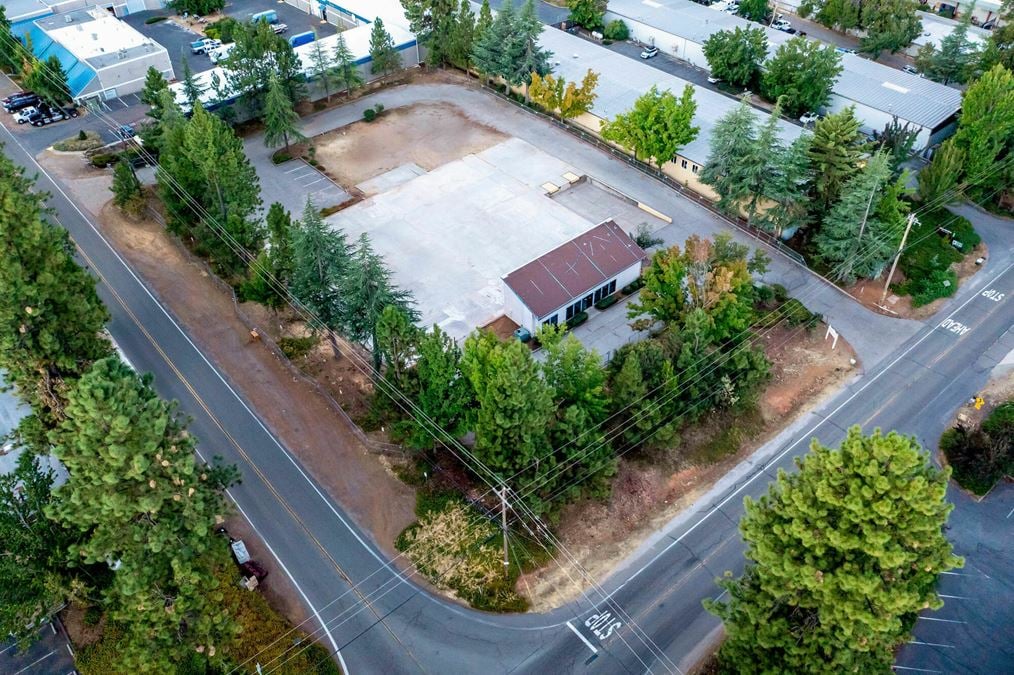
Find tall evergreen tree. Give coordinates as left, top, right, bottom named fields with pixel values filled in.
left=140, top=66, right=170, bottom=110
left=399, top=324, right=474, bottom=450
left=513, top=0, right=553, bottom=102
left=699, top=97, right=761, bottom=216
left=290, top=197, right=349, bottom=350
left=263, top=74, right=306, bottom=152
left=111, top=158, right=144, bottom=215
left=307, top=33, right=337, bottom=102
left=873, top=116, right=918, bottom=178
left=0, top=149, right=111, bottom=418
left=400, top=0, right=458, bottom=66
left=340, top=233, right=417, bottom=371
left=807, top=106, right=867, bottom=214
left=461, top=333, right=556, bottom=513
left=369, top=17, right=403, bottom=78
left=472, top=0, right=516, bottom=85
left=917, top=138, right=964, bottom=205
left=446, top=0, right=478, bottom=69
left=476, top=0, right=493, bottom=38
left=374, top=304, right=420, bottom=395
left=917, top=5, right=980, bottom=84
left=333, top=32, right=365, bottom=97
left=707, top=427, right=962, bottom=672
left=179, top=56, right=205, bottom=109
left=0, top=7, right=20, bottom=73
left=756, top=133, right=813, bottom=237
left=813, top=152, right=902, bottom=283
left=265, top=202, right=295, bottom=289
left=49, top=358, right=238, bottom=672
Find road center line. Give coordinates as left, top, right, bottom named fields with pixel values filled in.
left=566, top=621, right=599, bottom=655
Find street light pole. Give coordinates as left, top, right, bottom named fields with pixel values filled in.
left=499, top=486, right=509, bottom=571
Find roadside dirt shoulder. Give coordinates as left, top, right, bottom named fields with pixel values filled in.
left=39, top=150, right=416, bottom=561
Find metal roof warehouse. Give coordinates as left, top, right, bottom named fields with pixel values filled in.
left=604, top=0, right=963, bottom=149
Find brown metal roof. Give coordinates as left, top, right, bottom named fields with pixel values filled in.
left=503, top=220, right=645, bottom=318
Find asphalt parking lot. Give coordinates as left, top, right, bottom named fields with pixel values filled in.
left=121, top=11, right=207, bottom=79
left=0, top=621, right=76, bottom=675
left=894, top=481, right=1014, bottom=674
left=258, top=157, right=350, bottom=217
left=223, top=0, right=336, bottom=40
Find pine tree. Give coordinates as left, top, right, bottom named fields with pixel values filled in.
left=400, top=324, right=474, bottom=450
left=472, top=0, right=516, bottom=85
left=290, top=197, right=349, bottom=349
left=263, top=74, right=306, bottom=152
left=814, top=152, right=900, bottom=283
left=374, top=304, right=420, bottom=395
left=807, top=106, right=867, bottom=214
left=180, top=56, right=204, bottom=109
left=333, top=32, right=364, bottom=98
left=0, top=149, right=111, bottom=418
left=707, top=427, right=962, bottom=673
left=921, top=5, right=979, bottom=84
left=513, top=0, right=553, bottom=102
left=756, top=133, right=813, bottom=237
left=265, top=202, right=294, bottom=288
left=917, top=138, right=964, bottom=204
left=340, top=233, right=417, bottom=371
left=401, top=0, right=458, bottom=66
left=307, top=33, right=336, bottom=102
left=462, top=334, right=556, bottom=513
left=369, top=17, right=403, bottom=78
left=607, top=341, right=675, bottom=449
left=0, top=7, right=20, bottom=73
left=49, top=358, right=238, bottom=671
left=699, top=97, right=760, bottom=216
left=446, top=0, right=477, bottom=69
left=111, top=158, right=144, bottom=215
left=476, top=0, right=493, bottom=38
left=140, top=66, right=170, bottom=110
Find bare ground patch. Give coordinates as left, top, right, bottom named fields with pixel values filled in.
left=310, top=102, right=507, bottom=189
left=520, top=325, right=858, bottom=611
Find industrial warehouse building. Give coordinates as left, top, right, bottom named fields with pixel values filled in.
left=503, top=220, right=646, bottom=333
left=603, top=0, right=963, bottom=150
left=283, top=0, right=411, bottom=30
left=8, top=2, right=173, bottom=101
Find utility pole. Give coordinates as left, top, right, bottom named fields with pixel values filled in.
left=499, top=485, right=509, bottom=571
left=880, top=213, right=918, bottom=306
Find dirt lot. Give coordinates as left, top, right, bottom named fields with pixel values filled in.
left=520, top=325, right=858, bottom=610
left=39, top=152, right=416, bottom=625
left=310, top=102, right=507, bottom=189
left=849, top=242, right=988, bottom=320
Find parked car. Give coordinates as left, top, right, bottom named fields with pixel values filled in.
left=4, top=93, right=40, bottom=113
left=902, top=64, right=919, bottom=75
left=208, top=43, right=235, bottom=64
left=271, top=22, right=288, bottom=34
left=13, top=106, right=38, bottom=124
left=799, top=111, right=820, bottom=125
left=707, top=75, right=721, bottom=84
left=29, top=105, right=78, bottom=126
left=115, top=124, right=136, bottom=140
left=772, top=19, right=794, bottom=32
left=2, top=90, right=34, bottom=105
left=190, top=38, right=220, bottom=55
left=836, top=47, right=858, bottom=55
left=640, top=45, right=659, bottom=59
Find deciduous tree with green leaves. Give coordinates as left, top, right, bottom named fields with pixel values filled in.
left=873, top=115, right=918, bottom=178
left=707, top=427, right=962, bottom=673
left=917, top=137, right=964, bottom=204
left=762, top=37, right=842, bottom=117
left=600, top=84, right=699, bottom=167
left=816, top=0, right=860, bottom=32
left=951, top=64, right=1014, bottom=203
left=737, top=0, right=770, bottom=22
left=859, top=0, right=922, bottom=57
left=703, top=26, right=768, bottom=89
left=0, top=7, right=20, bottom=74
left=307, top=34, right=337, bottom=102
left=567, top=0, right=607, bottom=31
left=369, top=17, right=403, bottom=78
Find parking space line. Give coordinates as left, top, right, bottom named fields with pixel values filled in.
left=917, top=616, right=966, bottom=624
left=13, top=650, right=55, bottom=675
left=301, top=178, right=325, bottom=188
left=908, top=640, right=955, bottom=648
left=284, top=164, right=308, bottom=174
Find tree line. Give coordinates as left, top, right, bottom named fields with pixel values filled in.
left=0, top=8, right=71, bottom=106
left=370, top=233, right=772, bottom=516
left=0, top=148, right=237, bottom=671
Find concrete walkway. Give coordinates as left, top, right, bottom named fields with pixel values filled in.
left=242, top=78, right=924, bottom=368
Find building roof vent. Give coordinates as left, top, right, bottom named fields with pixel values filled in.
left=64, top=15, right=73, bottom=23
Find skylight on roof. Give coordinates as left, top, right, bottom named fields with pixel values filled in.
left=643, top=0, right=663, bottom=7
left=882, top=82, right=910, bottom=94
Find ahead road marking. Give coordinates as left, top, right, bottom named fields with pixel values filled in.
left=939, top=318, right=971, bottom=336
left=566, top=620, right=599, bottom=655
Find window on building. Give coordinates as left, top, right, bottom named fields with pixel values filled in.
left=582, top=294, right=594, bottom=310
left=680, top=159, right=688, bottom=169
left=542, top=314, right=558, bottom=327
left=692, top=164, right=699, bottom=174
left=592, top=279, right=618, bottom=303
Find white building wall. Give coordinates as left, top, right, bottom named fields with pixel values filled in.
left=605, top=13, right=711, bottom=69
left=503, top=282, right=538, bottom=332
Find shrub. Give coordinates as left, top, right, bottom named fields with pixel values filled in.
left=204, top=16, right=239, bottom=43
left=621, top=277, right=645, bottom=295
left=89, top=153, right=117, bottom=168
left=278, top=335, right=318, bottom=361
left=949, top=217, right=981, bottom=251
left=603, top=19, right=630, bottom=41
left=982, top=401, right=1014, bottom=447
left=319, top=204, right=343, bottom=218
left=53, top=130, right=103, bottom=152
left=271, top=148, right=292, bottom=164
left=903, top=267, right=958, bottom=306
left=771, top=283, right=788, bottom=303
left=566, top=310, right=588, bottom=329
left=363, top=107, right=377, bottom=122
left=594, top=294, right=619, bottom=310
left=395, top=497, right=529, bottom=612
left=634, top=222, right=664, bottom=250
left=940, top=422, right=1012, bottom=496
left=77, top=129, right=87, bottom=141
left=144, top=15, right=168, bottom=24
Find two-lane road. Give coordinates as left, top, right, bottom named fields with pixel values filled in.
left=3, top=115, right=1011, bottom=673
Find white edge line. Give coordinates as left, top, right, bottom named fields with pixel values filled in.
left=908, top=640, right=955, bottom=648
left=230, top=493, right=349, bottom=674
left=566, top=620, right=599, bottom=654
left=893, top=667, right=942, bottom=673
left=618, top=259, right=1014, bottom=591
left=917, top=616, right=966, bottom=624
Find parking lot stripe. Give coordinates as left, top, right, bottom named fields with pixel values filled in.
left=301, top=178, right=325, bottom=188
left=917, top=616, right=966, bottom=624
left=908, top=640, right=955, bottom=648
left=284, top=165, right=307, bottom=174
left=13, top=650, right=55, bottom=675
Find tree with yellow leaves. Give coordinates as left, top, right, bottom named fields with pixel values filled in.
left=528, top=68, right=599, bottom=121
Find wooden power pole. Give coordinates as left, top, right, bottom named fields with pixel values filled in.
left=880, top=213, right=918, bottom=306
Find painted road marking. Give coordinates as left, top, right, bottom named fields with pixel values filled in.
left=908, top=640, right=955, bottom=648
left=566, top=620, right=599, bottom=654
left=584, top=610, right=624, bottom=641
left=13, top=650, right=55, bottom=675
left=917, top=616, right=966, bottom=624
left=938, top=594, right=969, bottom=599
left=981, top=289, right=1005, bottom=302
left=939, top=318, right=971, bottom=336
left=893, top=667, right=942, bottom=673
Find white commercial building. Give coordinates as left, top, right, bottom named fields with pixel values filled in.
left=603, top=0, right=963, bottom=150
left=12, top=5, right=173, bottom=101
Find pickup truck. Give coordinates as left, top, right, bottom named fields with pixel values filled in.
left=271, top=23, right=288, bottom=34
left=190, top=38, right=221, bottom=55
left=29, top=105, right=79, bottom=126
